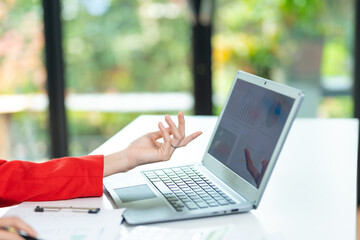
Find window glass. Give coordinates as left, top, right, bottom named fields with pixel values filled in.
left=61, top=0, right=192, bottom=155
left=0, top=0, right=48, bottom=160
left=213, top=0, right=354, bottom=117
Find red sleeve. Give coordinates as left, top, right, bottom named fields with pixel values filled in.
left=0, top=155, right=104, bottom=207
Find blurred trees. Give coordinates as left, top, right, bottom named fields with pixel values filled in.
left=0, top=0, right=45, bottom=94
left=213, top=0, right=354, bottom=117
left=63, top=0, right=192, bottom=93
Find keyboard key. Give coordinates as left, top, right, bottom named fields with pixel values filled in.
left=168, top=186, right=180, bottom=191
left=202, top=196, right=212, bottom=201
left=183, top=190, right=193, bottom=195
left=178, top=194, right=188, bottom=199
left=217, top=200, right=230, bottom=205
left=180, top=187, right=191, bottom=192
left=187, top=192, right=197, bottom=197
left=172, top=190, right=183, bottom=195
left=208, top=202, right=219, bottom=207
left=196, top=201, right=209, bottom=208
left=202, top=186, right=212, bottom=191
left=155, top=170, right=164, bottom=174
left=176, top=193, right=187, bottom=198
left=176, top=183, right=187, bottom=188
left=148, top=177, right=161, bottom=182
left=152, top=181, right=171, bottom=194
left=214, top=195, right=225, bottom=201
left=167, top=197, right=179, bottom=202
left=184, top=202, right=199, bottom=210
left=164, top=169, right=174, bottom=173
left=206, top=190, right=217, bottom=195
left=198, top=192, right=208, bottom=197
left=193, top=198, right=204, bottom=203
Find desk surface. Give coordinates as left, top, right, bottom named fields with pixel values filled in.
left=90, top=115, right=359, bottom=240
left=4, top=116, right=357, bottom=240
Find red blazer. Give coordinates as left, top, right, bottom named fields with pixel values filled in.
left=0, top=155, right=104, bottom=207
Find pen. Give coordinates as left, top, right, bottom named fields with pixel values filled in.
left=35, top=205, right=100, bottom=214
left=0, top=226, right=40, bottom=240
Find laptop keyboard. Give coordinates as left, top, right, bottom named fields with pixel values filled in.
left=143, top=166, right=236, bottom=212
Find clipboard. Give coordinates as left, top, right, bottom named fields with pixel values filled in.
left=4, top=202, right=125, bottom=240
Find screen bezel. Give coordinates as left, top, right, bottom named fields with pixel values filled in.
left=202, top=70, right=304, bottom=208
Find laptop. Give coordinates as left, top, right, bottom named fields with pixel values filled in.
left=103, top=70, right=304, bottom=225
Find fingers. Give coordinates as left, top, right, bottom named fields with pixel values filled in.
left=158, top=122, right=171, bottom=142
left=179, top=131, right=202, bottom=147
left=260, top=160, right=269, bottom=176
left=149, top=130, right=165, bottom=141
left=150, top=128, right=172, bottom=141
left=244, top=148, right=259, bottom=180
left=261, top=159, right=269, bottom=166
left=0, top=217, right=37, bottom=239
left=160, top=113, right=201, bottom=148
left=177, top=111, right=185, bottom=137
left=0, top=230, right=25, bottom=240
left=244, top=148, right=253, bottom=164
left=165, top=115, right=183, bottom=146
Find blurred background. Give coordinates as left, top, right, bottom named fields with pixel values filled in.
left=0, top=0, right=356, bottom=161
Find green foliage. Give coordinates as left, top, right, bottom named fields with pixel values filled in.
left=67, top=111, right=139, bottom=136
left=319, top=96, right=353, bottom=118
left=0, top=0, right=45, bottom=94
left=322, top=41, right=350, bottom=76
left=10, top=111, right=49, bottom=160
left=278, top=0, right=326, bottom=38
left=213, top=0, right=354, bottom=118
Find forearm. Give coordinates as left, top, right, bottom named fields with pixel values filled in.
left=103, top=149, right=136, bottom=177
left=0, top=156, right=103, bottom=207
left=103, top=147, right=165, bottom=177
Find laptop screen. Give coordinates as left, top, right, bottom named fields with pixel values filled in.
left=208, top=78, right=295, bottom=188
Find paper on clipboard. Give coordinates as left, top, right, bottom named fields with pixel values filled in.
left=4, top=201, right=125, bottom=240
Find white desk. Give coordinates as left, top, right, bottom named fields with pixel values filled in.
left=3, top=116, right=358, bottom=239
left=90, top=115, right=358, bottom=239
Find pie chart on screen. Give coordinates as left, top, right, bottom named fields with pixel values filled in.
left=266, top=101, right=281, bottom=127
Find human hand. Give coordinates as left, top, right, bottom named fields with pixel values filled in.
left=103, top=112, right=202, bottom=176
left=244, top=148, right=269, bottom=188
left=126, top=111, right=202, bottom=169
left=0, top=217, right=37, bottom=240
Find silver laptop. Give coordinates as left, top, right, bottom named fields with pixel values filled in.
left=104, top=70, right=304, bottom=225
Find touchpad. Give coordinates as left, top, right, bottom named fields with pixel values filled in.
left=114, top=184, right=157, bottom=203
